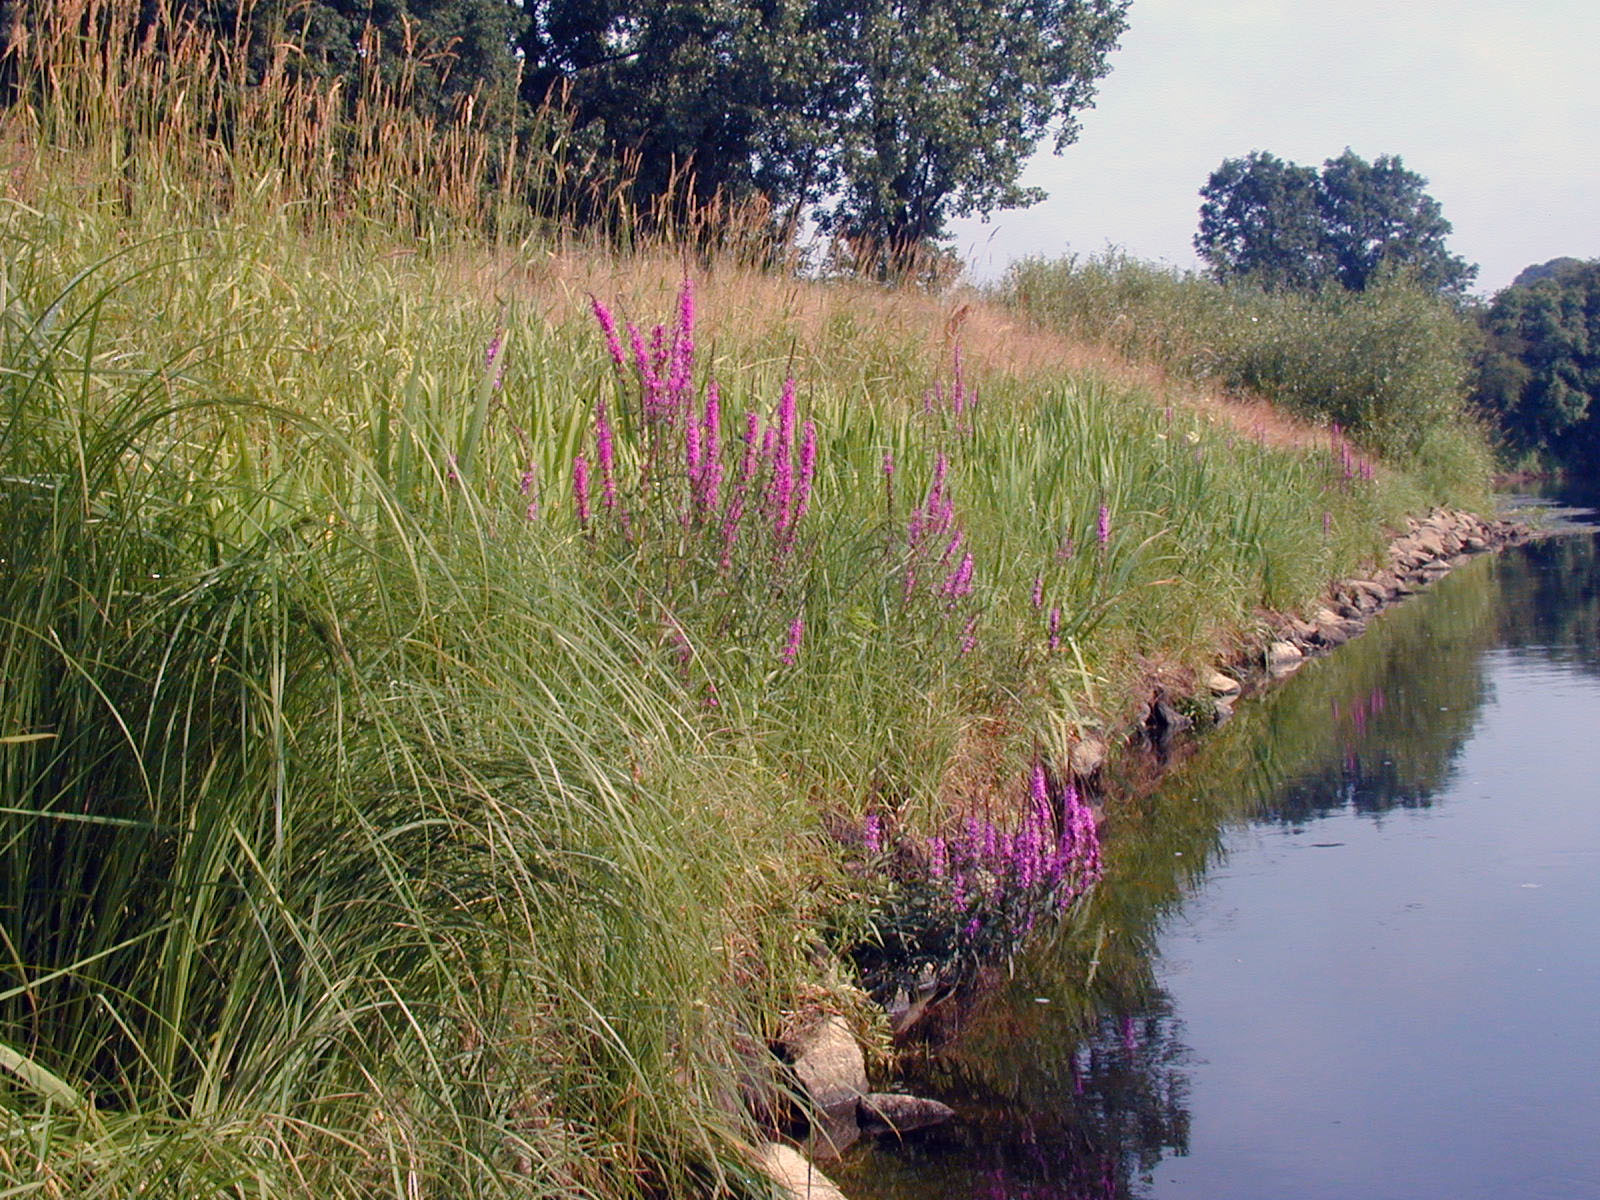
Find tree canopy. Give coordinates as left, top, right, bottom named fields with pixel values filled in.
left=1474, top=259, right=1600, bottom=478
left=517, top=0, right=1129, bottom=254
left=1195, top=149, right=1477, bottom=297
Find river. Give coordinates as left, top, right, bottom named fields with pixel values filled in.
left=837, top=505, right=1600, bottom=1200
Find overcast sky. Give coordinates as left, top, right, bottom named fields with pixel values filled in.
left=951, top=0, right=1600, bottom=296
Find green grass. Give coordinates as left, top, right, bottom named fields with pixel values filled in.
left=0, top=6, right=1501, bottom=1196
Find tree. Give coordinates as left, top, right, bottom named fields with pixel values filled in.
left=517, top=0, right=1130, bottom=257
left=162, top=1, right=524, bottom=126
left=1474, top=259, right=1600, bottom=476
left=1191, top=152, right=1325, bottom=292
left=1195, top=149, right=1477, bottom=297
left=818, top=0, right=1130, bottom=259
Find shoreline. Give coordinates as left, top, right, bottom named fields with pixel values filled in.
left=756, top=503, right=1537, bottom=1199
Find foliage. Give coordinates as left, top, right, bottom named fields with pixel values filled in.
left=1002, top=251, right=1491, bottom=491
left=6, top=0, right=1128, bottom=261
left=1195, top=149, right=1477, bottom=297
left=1473, top=258, right=1600, bottom=480
left=814, top=0, right=1130, bottom=256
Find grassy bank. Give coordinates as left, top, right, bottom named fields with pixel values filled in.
left=0, top=10, right=1495, bottom=1198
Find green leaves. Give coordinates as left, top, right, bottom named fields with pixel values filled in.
left=1474, top=258, right=1600, bottom=471
left=1195, top=149, right=1477, bottom=298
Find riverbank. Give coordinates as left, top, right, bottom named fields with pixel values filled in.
left=0, top=22, right=1507, bottom=1195
left=749, top=503, right=1539, bottom=1199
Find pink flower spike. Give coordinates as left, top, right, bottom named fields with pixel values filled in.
left=1097, top=504, right=1111, bottom=547
left=794, top=419, right=818, bottom=527
left=519, top=459, right=536, bottom=496
left=484, top=329, right=506, bottom=390
left=1049, top=606, right=1062, bottom=653
left=588, top=295, right=624, bottom=367
left=573, top=454, right=591, bottom=527
left=595, top=401, right=617, bottom=510
left=959, top=613, right=979, bottom=654
left=781, top=614, right=805, bottom=666
left=1031, top=573, right=1044, bottom=609
left=740, top=412, right=761, bottom=483
left=864, top=814, right=883, bottom=856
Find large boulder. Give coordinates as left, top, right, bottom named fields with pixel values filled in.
left=786, top=1015, right=868, bottom=1155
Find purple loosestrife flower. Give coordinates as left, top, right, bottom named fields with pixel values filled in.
left=668, top=278, right=695, bottom=416
left=519, top=458, right=536, bottom=496
left=740, top=412, right=761, bottom=483
left=781, top=613, right=805, bottom=666
left=929, top=836, right=947, bottom=880
left=685, top=413, right=703, bottom=486
left=1097, top=504, right=1111, bottom=547
left=768, top=379, right=798, bottom=537
left=943, top=551, right=975, bottom=599
left=863, top=813, right=883, bottom=856
left=484, top=330, right=506, bottom=390
left=699, top=382, right=724, bottom=513
left=1031, top=574, right=1044, bottom=609
left=1048, top=606, right=1062, bottom=653
left=573, top=454, right=591, bottom=527
left=1057, top=534, right=1075, bottom=562
left=650, top=323, right=668, bottom=375
left=588, top=295, right=625, bottom=368
left=959, top=613, right=979, bottom=655
left=595, top=401, right=617, bottom=511
left=793, top=419, right=817, bottom=529
left=938, top=528, right=965, bottom=568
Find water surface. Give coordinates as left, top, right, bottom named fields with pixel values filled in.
left=841, top=527, right=1600, bottom=1200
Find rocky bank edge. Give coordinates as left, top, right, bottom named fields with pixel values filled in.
left=751, top=505, right=1531, bottom=1200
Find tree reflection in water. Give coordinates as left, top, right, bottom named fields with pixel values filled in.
left=842, top=528, right=1600, bottom=1200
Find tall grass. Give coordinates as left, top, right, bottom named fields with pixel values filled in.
left=0, top=6, right=1495, bottom=1197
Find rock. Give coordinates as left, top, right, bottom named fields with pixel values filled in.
left=787, top=1015, right=867, bottom=1151
left=1310, top=620, right=1354, bottom=648
left=1310, top=607, right=1345, bottom=627
left=1069, top=736, right=1108, bottom=779
left=1206, top=671, right=1241, bottom=696
left=1266, top=641, right=1302, bottom=674
left=1147, top=697, right=1191, bottom=741
left=1463, top=535, right=1489, bottom=553
left=858, top=1093, right=956, bottom=1136
left=758, top=1144, right=851, bottom=1200
left=1213, top=696, right=1236, bottom=724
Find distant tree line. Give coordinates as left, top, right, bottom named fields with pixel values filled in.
left=1188, top=147, right=1600, bottom=479
left=0, top=0, right=1129, bottom=263
left=1473, top=258, right=1600, bottom=481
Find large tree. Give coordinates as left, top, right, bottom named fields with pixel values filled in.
left=517, top=0, right=1129, bottom=254
left=1195, top=149, right=1477, bottom=297
left=1474, top=258, right=1600, bottom=477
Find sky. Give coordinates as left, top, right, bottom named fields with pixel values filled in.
left=950, top=0, right=1600, bottom=297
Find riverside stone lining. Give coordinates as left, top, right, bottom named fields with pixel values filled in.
left=1247, top=507, right=1530, bottom=690
left=753, top=506, right=1534, bottom=1199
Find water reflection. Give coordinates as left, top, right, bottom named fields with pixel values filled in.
left=840, top=528, right=1600, bottom=1200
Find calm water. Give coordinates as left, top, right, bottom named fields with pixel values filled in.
left=840, top=521, right=1600, bottom=1200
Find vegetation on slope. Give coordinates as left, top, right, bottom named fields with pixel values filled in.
left=0, top=8, right=1495, bottom=1198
